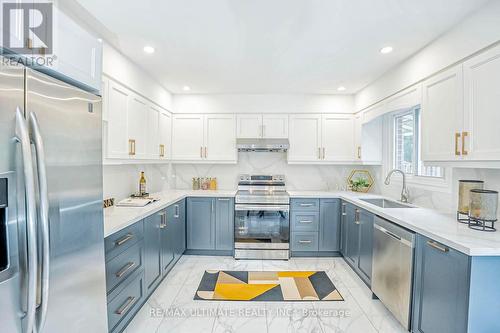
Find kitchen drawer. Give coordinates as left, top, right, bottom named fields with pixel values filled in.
left=106, top=242, right=144, bottom=293
left=107, top=270, right=145, bottom=333
left=291, top=212, right=319, bottom=232
left=291, top=198, right=320, bottom=212
left=291, top=232, right=319, bottom=252
left=105, top=221, right=144, bottom=260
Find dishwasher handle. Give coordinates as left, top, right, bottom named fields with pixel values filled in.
left=374, top=224, right=413, bottom=248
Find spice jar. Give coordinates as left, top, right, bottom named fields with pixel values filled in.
left=210, top=178, right=217, bottom=190
left=192, top=177, right=200, bottom=190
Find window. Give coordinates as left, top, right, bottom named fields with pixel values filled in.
left=393, top=107, right=443, bottom=178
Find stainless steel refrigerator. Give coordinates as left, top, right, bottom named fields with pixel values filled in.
left=0, top=57, right=108, bottom=332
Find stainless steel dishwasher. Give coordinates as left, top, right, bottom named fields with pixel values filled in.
left=372, top=216, right=415, bottom=330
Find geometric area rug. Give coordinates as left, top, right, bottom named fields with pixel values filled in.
left=194, top=271, right=343, bottom=301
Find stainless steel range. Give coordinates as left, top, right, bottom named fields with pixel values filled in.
left=234, top=174, right=290, bottom=260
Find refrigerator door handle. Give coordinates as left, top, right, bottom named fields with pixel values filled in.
left=29, top=111, right=50, bottom=333
left=14, top=107, right=38, bottom=333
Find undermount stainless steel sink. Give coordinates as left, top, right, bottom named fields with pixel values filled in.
left=360, top=198, right=415, bottom=208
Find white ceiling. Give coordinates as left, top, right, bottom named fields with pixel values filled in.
left=77, top=0, right=489, bottom=94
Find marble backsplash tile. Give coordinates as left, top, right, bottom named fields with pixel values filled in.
left=103, top=163, right=173, bottom=200
left=172, top=152, right=382, bottom=192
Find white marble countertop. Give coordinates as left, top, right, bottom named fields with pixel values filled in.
left=104, top=189, right=500, bottom=256
left=104, top=190, right=235, bottom=237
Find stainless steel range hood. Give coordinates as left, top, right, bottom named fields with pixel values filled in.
left=236, top=138, right=289, bottom=152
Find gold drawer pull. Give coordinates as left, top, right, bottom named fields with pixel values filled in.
left=299, top=203, right=313, bottom=207
left=115, top=262, right=136, bottom=278
left=298, top=240, right=312, bottom=244
left=299, top=220, right=313, bottom=224
left=115, top=233, right=133, bottom=246
left=427, top=240, right=449, bottom=253
left=454, top=133, right=461, bottom=156
left=462, top=131, right=468, bottom=156
left=357, top=146, right=361, bottom=159
left=159, top=144, right=165, bottom=157
left=115, top=296, right=136, bottom=315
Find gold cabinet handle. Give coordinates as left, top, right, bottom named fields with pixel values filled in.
left=159, top=144, right=165, bottom=157
left=322, top=147, right=325, bottom=160
left=128, top=139, right=135, bottom=156
left=455, top=133, right=461, bottom=156
left=204, top=147, right=207, bottom=158
left=318, top=147, right=321, bottom=160
left=462, top=131, right=468, bottom=156
left=357, top=146, right=362, bottom=159
left=200, top=146, right=203, bottom=158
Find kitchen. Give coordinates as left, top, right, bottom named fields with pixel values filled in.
left=1, top=0, right=500, bottom=333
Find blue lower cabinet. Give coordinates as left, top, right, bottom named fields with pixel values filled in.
left=105, top=242, right=144, bottom=294
left=340, top=201, right=348, bottom=256
left=215, top=198, right=234, bottom=251
left=357, top=209, right=374, bottom=284
left=291, top=211, right=319, bottom=232
left=187, top=197, right=216, bottom=250
left=186, top=197, right=234, bottom=253
left=344, top=204, right=360, bottom=267
left=291, top=232, right=319, bottom=251
left=173, top=199, right=186, bottom=259
left=144, top=211, right=163, bottom=293
left=107, top=269, right=145, bottom=333
left=161, top=206, right=175, bottom=273
left=319, top=199, right=341, bottom=252
left=412, top=235, right=470, bottom=333
left=341, top=203, right=374, bottom=286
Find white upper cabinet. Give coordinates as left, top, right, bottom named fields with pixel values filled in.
left=236, top=114, right=288, bottom=138
left=288, top=114, right=322, bottom=162
left=205, top=114, right=236, bottom=161
left=236, top=114, right=262, bottom=138
left=421, top=65, right=464, bottom=162
left=172, top=114, right=205, bottom=161
left=103, top=77, right=170, bottom=162
left=106, top=79, right=130, bottom=159
left=289, top=114, right=360, bottom=163
left=51, top=8, right=102, bottom=91
left=262, top=114, right=289, bottom=138
left=127, top=95, right=148, bottom=159
left=158, top=111, right=172, bottom=160
left=146, top=104, right=161, bottom=159
left=322, top=114, right=355, bottom=162
left=172, top=114, right=236, bottom=162
left=361, top=117, right=383, bottom=164
left=463, top=44, right=500, bottom=161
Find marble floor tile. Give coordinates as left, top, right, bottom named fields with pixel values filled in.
left=124, top=255, right=407, bottom=333
left=266, top=302, right=324, bottom=333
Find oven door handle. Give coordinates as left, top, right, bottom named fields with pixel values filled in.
left=235, top=204, right=289, bottom=212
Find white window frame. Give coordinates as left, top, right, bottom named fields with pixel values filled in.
left=382, top=107, right=452, bottom=193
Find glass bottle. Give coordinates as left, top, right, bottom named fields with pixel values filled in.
left=139, top=171, right=147, bottom=196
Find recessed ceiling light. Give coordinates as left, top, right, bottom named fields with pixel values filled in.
left=380, top=46, right=393, bottom=54
left=97, top=38, right=103, bottom=43
left=183, top=86, right=191, bottom=91
left=143, top=46, right=155, bottom=54
left=337, top=86, right=346, bottom=92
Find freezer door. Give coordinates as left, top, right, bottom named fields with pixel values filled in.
left=26, top=68, right=108, bottom=332
left=0, top=59, right=25, bottom=333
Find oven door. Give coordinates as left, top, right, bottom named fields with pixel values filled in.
left=234, top=204, right=290, bottom=249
